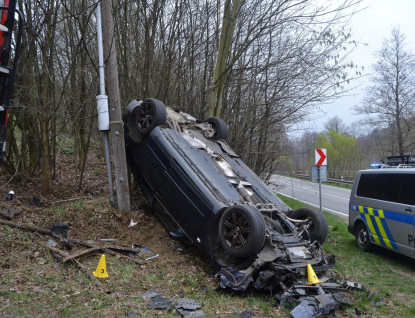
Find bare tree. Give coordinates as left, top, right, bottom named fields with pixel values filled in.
left=354, top=27, right=415, bottom=156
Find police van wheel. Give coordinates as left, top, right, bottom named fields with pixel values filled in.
left=356, top=223, right=372, bottom=252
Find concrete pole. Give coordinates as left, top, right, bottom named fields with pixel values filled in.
left=101, top=0, right=131, bottom=212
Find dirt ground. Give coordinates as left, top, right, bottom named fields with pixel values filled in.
left=0, top=153, right=287, bottom=317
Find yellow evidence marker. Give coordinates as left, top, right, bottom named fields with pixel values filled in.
left=93, top=254, right=109, bottom=278
left=306, top=264, right=321, bottom=286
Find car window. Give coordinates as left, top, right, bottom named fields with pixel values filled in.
left=356, top=173, right=415, bottom=205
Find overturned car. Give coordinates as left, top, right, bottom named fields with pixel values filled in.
left=123, top=98, right=334, bottom=292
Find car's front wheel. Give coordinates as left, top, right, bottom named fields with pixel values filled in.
left=356, top=222, right=372, bottom=252
left=219, top=205, right=266, bottom=258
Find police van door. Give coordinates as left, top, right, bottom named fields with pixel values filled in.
left=356, top=172, right=415, bottom=257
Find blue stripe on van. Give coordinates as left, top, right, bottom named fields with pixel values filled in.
left=350, top=204, right=414, bottom=225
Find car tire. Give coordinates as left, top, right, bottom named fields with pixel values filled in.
left=287, top=208, right=328, bottom=244
left=219, top=205, right=266, bottom=258
left=202, top=117, right=228, bottom=140
left=135, top=98, right=167, bottom=135
left=356, top=222, right=372, bottom=252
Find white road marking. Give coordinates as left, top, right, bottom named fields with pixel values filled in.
left=278, top=183, right=349, bottom=200
left=278, top=192, right=348, bottom=219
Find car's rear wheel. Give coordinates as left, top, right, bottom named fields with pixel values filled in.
left=135, top=98, right=167, bottom=135
left=287, top=208, right=328, bottom=244
left=356, top=222, right=372, bottom=252
left=202, top=117, right=228, bottom=140
left=219, top=205, right=266, bottom=258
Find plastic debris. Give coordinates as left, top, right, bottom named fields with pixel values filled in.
left=175, top=308, right=207, bottom=317
left=215, top=267, right=253, bottom=291
left=5, top=190, right=14, bottom=200
left=343, top=281, right=363, bottom=290
left=174, top=298, right=201, bottom=310
left=232, top=310, right=256, bottom=318
left=128, top=219, right=138, bottom=227
left=0, top=208, right=20, bottom=220
left=30, top=196, right=42, bottom=207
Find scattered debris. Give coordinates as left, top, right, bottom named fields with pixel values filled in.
left=30, top=196, right=42, bottom=207
left=0, top=208, right=20, bottom=220
left=343, top=281, right=364, bottom=290
left=175, top=308, right=207, bottom=317
left=5, top=190, right=14, bottom=200
left=145, top=254, right=159, bottom=261
left=232, top=310, right=256, bottom=318
left=147, top=297, right=174, bottom=310
left=174, top=298, right=201, bottom=310
left=128, top=219, right=138, bottom=227
left=216, top=267, right=253, bottom=291
left=370, top=299, right=386, bottom=307
left=140, top=290, right=161, bottom=301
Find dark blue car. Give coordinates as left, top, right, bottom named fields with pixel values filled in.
left=123, top=98, right=333, bottom=291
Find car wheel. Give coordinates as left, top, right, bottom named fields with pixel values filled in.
left=135, top=98, right=167, bottom=135
left=219, top=205, right=266, bottom=258
left=356, top=222, right=372, bottom=252
left=287, top=208, right=328, bottom=244
left=202, top=117, right=228, bottom=140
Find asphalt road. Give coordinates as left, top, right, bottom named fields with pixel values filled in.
left=269, top=175, right=350, bottom=219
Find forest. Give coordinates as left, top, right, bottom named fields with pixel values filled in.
left=3, top=0, right=407, bottom=192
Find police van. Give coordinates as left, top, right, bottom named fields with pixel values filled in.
left=348, top=155, right=415, bottom=258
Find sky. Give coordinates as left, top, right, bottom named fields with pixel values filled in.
left=299, top=0, right=415, bottom=134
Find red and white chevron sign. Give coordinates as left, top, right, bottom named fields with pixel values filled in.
left=315, top=148, right=327, bottom=166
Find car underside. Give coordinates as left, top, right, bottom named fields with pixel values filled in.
left=123, top=98, right=335, bottom=293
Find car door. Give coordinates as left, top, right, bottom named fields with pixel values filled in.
left=356, top=172, right=415, bottom=257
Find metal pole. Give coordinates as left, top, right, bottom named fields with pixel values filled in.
left=318, top=165, right=322, bottom=213
left=96, top=2, right=114, bottom=203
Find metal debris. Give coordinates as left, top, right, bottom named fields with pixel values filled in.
left=140, top=290, right=161, bottom=301
left=99, top=239, right=118, bottom=242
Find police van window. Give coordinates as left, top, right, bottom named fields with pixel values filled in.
left=356, top=173, right=415, bottom=205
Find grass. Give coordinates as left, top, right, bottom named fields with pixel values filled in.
left=2, top=194, right=414, bottom=317
left=279, top=193, right=415, bottom=317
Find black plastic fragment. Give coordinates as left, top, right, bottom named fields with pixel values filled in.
left=215, top=267, right=253, bottom=291
left=49, top=222, right=70, bottom=238
left=30, top=196, right=42, bottom=207
left=0, top=208, right=20, bottom=220
left=175, top=308, right=207, bottom=317
left=232, top=310, right=256, bottom=318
